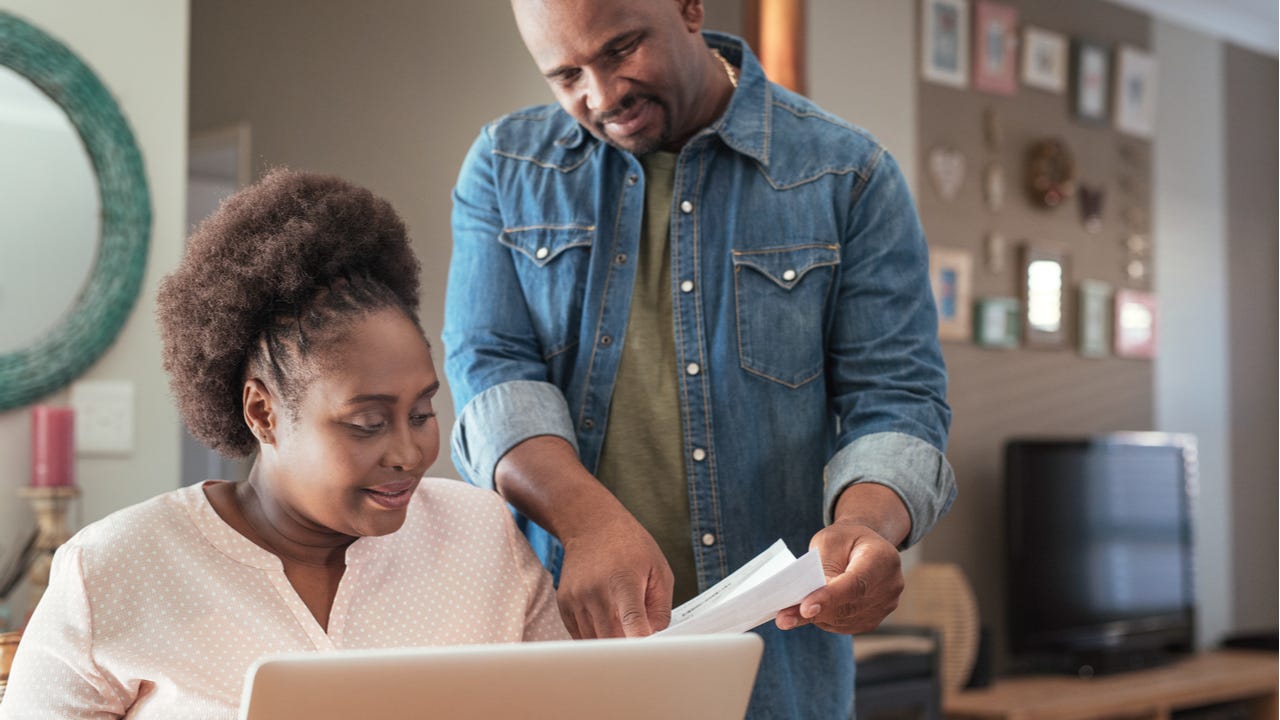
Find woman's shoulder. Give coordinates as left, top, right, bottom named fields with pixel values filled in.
left=62, top=484, right=205, bottom=566
left=411, top=476, right=508, bottom=516
left=401, top=477, right=516, bottom=539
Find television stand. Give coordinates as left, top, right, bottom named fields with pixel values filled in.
left=1013, top=647, right=1188, bottom=678
left=945, top=650, right=1277, bottom=720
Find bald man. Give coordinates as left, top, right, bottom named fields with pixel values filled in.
left=444, top=1, right=956, bottom=716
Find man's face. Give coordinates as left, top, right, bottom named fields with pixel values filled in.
left=513, top=0, right=707, bottom=155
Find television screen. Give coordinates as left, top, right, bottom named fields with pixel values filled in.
left=1004, top=433, right=1197, bottom=675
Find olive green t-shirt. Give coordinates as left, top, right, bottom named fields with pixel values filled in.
left=594, top=151, right=698, bottom=605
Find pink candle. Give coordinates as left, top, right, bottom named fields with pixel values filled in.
left=31, top=405, right=75, bottom=488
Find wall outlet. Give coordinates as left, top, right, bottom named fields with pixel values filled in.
left=70, top=380, right=135, bottom=455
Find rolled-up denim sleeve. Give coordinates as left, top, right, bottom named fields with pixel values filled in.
left=824, top=147, right=956, bottom=547
left=823, top=432, right=955, bottom=548
left=445, top=125, right=578, bottom=489
left=451, top=379, right=579, bottom=490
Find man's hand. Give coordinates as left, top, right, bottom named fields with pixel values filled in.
left=493, top=435, right=674, bottom=639
left=557, top=510, right=674, bottom=639
left=775, top=482, right=910, bottom=634
left=775, top=519, right=903, bottom=633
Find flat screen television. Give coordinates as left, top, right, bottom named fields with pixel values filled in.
left=1003, top=433, right=1197, bottom=676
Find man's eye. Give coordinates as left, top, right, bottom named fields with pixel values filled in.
left=612, top=39, right=640, bottom=58
left=555, top=69, right=581, bottom=87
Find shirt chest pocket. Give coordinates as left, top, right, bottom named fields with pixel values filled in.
left=499, top=224, right=594, bottom=359
left=731, top=242, right=840, bottom=388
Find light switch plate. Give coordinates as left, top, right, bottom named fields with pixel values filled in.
left=70, top=380, right=135, bottom=455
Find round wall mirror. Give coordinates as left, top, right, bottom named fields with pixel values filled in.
left=0, top=12, right=151, bottom=410
left=0, top=66, right=99, bottom=353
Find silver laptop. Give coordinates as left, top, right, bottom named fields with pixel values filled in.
left=238, top=634, right=763, bottom=720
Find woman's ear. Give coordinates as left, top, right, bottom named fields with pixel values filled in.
left=243, top=378, right=277, bottom=446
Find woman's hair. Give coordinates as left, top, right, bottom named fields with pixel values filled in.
left=157, top=169, right=422, bottom=457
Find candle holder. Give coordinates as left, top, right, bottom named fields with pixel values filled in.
left=16, top=486, right=78, bottom=616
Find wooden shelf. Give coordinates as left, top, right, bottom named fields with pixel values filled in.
left=944, top=650, right=1278, bottom=720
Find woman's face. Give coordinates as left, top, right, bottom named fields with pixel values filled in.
left=263, top=307, right=440, bottom=538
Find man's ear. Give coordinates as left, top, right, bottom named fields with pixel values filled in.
left=677, top=0, right=705, bottom=33
left=243, top=378, right=277, bottom=446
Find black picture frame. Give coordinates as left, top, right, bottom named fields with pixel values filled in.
left=1070, top=38, right=1110, bottom=125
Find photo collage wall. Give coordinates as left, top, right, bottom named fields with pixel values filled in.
left=919, top=0, right=1158, bottom=360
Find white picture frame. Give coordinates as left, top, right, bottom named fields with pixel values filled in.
left=1022, top=26, right=1067, bottom=93
left=921, top=0, right=970, bottom=88
left=1114, top=45, right=1158, bottom=138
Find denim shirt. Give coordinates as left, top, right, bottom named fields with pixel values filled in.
left=445, top=32, right=955, bottom=719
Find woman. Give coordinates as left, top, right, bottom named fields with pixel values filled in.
left=1, top=170, right=567, bottom=719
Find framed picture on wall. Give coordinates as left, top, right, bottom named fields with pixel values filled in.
left=930, top=247, right=973, bottom=342
left=1114, top=288, right=1157, bottom=358
left=974, top=297, right=1020, bottom=349
left=1077, top=280, right=1113, bottom=357
left=1022, top=26, right=1067, bottom=93
left=973, top=0, right=1018, bottom=95
left=1019, top=243, right=1069, bottom=349
left=921, top=0, right=970, bottom=88
left=1114, top=46, right=1158, bottom=138
left=1071, top=39, right=1110, bottom=123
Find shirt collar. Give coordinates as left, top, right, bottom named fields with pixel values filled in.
left=702, top=31, right=772, bottom=166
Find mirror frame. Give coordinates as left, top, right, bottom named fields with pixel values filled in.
left=0, top=12, right=151, bottom=410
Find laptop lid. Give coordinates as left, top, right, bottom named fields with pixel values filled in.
left=238, top=634, right=763, bottom=720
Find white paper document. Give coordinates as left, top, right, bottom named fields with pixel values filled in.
left=655, top=540, right=826, bottom=637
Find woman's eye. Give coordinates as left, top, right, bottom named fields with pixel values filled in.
left=410, top=412, right=435, bottom=426
left=348, top=419, right=386, bottom=434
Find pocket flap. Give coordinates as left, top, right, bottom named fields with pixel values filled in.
left=731, top=243, right=840, bottom=290
left=500, top=224, right=595, bottom=267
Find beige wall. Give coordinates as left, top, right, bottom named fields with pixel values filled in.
left=0, top=0, right=188, bottom=629
left=808, top=0, right=917, bottom=191
left=1151, top=20, right=1232, bottom=650
left=1223, top=42, right=1278, bottom=635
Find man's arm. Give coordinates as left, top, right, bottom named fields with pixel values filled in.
left=495, top=436, right=673, bottom=638
left=445, top=127, right=672, bottom=639
left=777, top=147, right=956, bottom=635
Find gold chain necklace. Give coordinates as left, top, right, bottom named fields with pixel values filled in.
left=710, top=48, right=738, bottom=88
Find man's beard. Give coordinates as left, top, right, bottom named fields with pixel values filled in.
left=592, top=93, right=672, bottom=156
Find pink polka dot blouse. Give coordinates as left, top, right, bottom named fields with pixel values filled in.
left=0, top=478, right=568, bottom=718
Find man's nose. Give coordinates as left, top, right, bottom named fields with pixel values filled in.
left=584, top=68, right=622, bottom=115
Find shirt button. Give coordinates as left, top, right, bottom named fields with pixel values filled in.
left=627, top=174, right=638, bottom=185
left=701, top=533, right=716, bottom=547
left=535, top=247, right=550, bottom=260
left=600, top=335, right=613, bottom=346
left=686, top=362, right=700, bottom=376
left=582, top=418, right=595, bottom=430
left=680, top=200, right=694, bottom=214
left=692, top=448, right=706, bottom=461
left=615, top=253, right=627, bottom=265
left=680, top=280, right=694, bottom=293
left=782, top=269, right=797, bottom=282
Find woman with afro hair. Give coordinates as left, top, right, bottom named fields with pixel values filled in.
left=2, top=169, right=568, bottom=718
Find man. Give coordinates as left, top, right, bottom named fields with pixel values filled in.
left=443, top=0, right=956, bottom=716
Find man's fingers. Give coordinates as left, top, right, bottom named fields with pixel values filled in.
left=644, top=566, right=674, bottom=632
left=559, top=603, right=583, bottom=639
left=610, top=570, right=654, bottom=637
